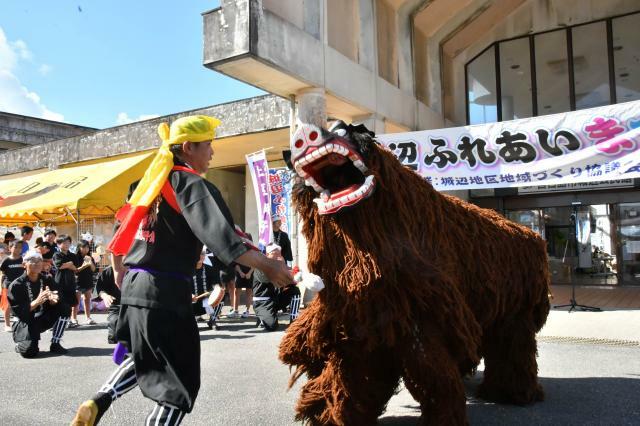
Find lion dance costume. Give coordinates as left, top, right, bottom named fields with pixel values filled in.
left=279, top=121, right=550, bottom=425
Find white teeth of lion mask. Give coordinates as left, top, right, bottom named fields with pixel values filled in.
left=291, top=123, right=376, bottom=215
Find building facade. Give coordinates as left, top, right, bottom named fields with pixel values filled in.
left=0, top=111, right=96, bottom=152
left=203, top=0, right=640, bottom=286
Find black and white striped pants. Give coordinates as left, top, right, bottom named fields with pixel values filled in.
left=98, top=356, right=187, bottom=425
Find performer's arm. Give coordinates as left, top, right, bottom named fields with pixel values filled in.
left=176, top=176, right=293, bottom=287
left=111, top=253, right=126, bottom=288
left=234, top=250, right=292, bottom=288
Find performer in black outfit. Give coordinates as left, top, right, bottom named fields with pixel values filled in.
left=96, top=266, right=120, bottom=344
left=71, top=115, right=293, bottom=426
left=8, top=251, right=69, bottom=357
left=253, top=244, right=301, bottom=331
left=272, top=218, right=293, bottom=265
left=191, top=250, right=223, bottom=330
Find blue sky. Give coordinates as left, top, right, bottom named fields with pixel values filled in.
left=0, top=1, right=265, bottom=128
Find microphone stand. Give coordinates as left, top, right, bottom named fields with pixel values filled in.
left=553, top=208, right=601, bottom=312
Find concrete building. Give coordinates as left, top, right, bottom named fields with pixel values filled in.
left=0, top=111, right=96, bottom=152
left=202, top=0, right=640, bottom=286
left=0, top=96, right=291, bottom=237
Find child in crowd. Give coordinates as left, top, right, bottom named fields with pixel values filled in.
left=52, top=235, right=78, bottom=327
left=192, top=250, right=224, bottom=330
left=234, top=233, right=254, bottom=318
left=1, top=240, right=24, bottom=332
left=222, top=260, right=239, bottom=318
left=73, top=240, right=97, bottom=325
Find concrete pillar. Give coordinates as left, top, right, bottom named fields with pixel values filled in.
left=396, top=0, right=425, bottom=95
left=353, top=113, right=385, bottom=134
left=295, top=87, right=327, bottom=128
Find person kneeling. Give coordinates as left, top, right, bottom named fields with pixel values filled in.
left=8, top=251, right=70, bottom=358
left=252, top=244, right=301, bottom=331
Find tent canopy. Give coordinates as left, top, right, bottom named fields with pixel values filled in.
left=0, top=152, right=153, bottom=225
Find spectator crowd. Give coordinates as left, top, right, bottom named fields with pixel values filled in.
left=0, top=219, right=302, bottom=359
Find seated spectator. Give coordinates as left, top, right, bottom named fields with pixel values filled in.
left=96, top=265, right=120, bottom=344
left=52, top=235, right=78, bottom=327
left=73, top=240, right=97, bottom=325
left=252, top=244, right=301, bottom=331
left=1, top=240, right=24, bottom=332
left=8, top=251, right=69, bottom=357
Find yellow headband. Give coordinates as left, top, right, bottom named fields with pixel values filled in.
left=128, top=115, right=221, bottom=207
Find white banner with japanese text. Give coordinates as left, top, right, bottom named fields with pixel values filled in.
left=377, top=100, right=640, bottom=190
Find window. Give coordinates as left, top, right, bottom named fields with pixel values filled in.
left=467, top=46, right=497, bottom=124
left=572, top=22, right=610, bottom=109
left=465, top=11, right=640, bottom=124
left=500, top=37, right=532, bottom=120
left=535, top=30, right=571, bottom=115
left=613, top=13, right=640, bottom=103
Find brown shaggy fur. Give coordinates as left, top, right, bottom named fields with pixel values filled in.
left=279, top=137, right=550, bottom=425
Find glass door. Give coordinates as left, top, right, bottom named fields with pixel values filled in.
left=505, top=209, right=544, bottom=237
left=542, top=207, right=577, bottom=284
left=618, top=203, right=640, bottom=285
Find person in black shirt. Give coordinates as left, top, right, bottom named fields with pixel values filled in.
left=96, top=266, right=120, bottom=344
left=272, top=219, right=293, bottom=265
left=52, top=235, right=77, bottom=327
left=205, top=251, right=225, bottom=330
left=42, top=229, right=58, bottom=266
left=3, top=231, right=16, bottom=244
left=73, top=240, right=97, bottom=325
left=1, top=240, right=24, bottom=332
left=72, top=116, right=293, bottom=426
left=8, top=251, right=69, bottom=357
left=252, top=244, right=301, bottom=331
left=191, top=250, right=224, bottom=330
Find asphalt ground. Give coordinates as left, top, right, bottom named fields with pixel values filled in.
left=0, top=310, right=639, bottom=425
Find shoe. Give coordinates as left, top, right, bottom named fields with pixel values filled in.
left=68, top=319, right=79, bottom=329
left=241, top=310, right=250, bottom=318
left=206, top=318, right=214, bottom=330
left=4, top=325, right=11, bottom=332
left=70, top=400, right=99, bottom=426
left=50, top=342, right=68, bottom=354
left=226, top=310, right=239, bottom=319
left=85, top=319, right=96, bottom=325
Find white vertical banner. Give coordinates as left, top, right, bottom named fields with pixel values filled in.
left=246, top=150, right=272, bottom=250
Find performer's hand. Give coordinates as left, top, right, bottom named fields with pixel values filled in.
left=101, top=293, right=115, bottom=308
left=191, top=294, right=198, bottom=303
left=263, top=258, right=295, bottom=288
